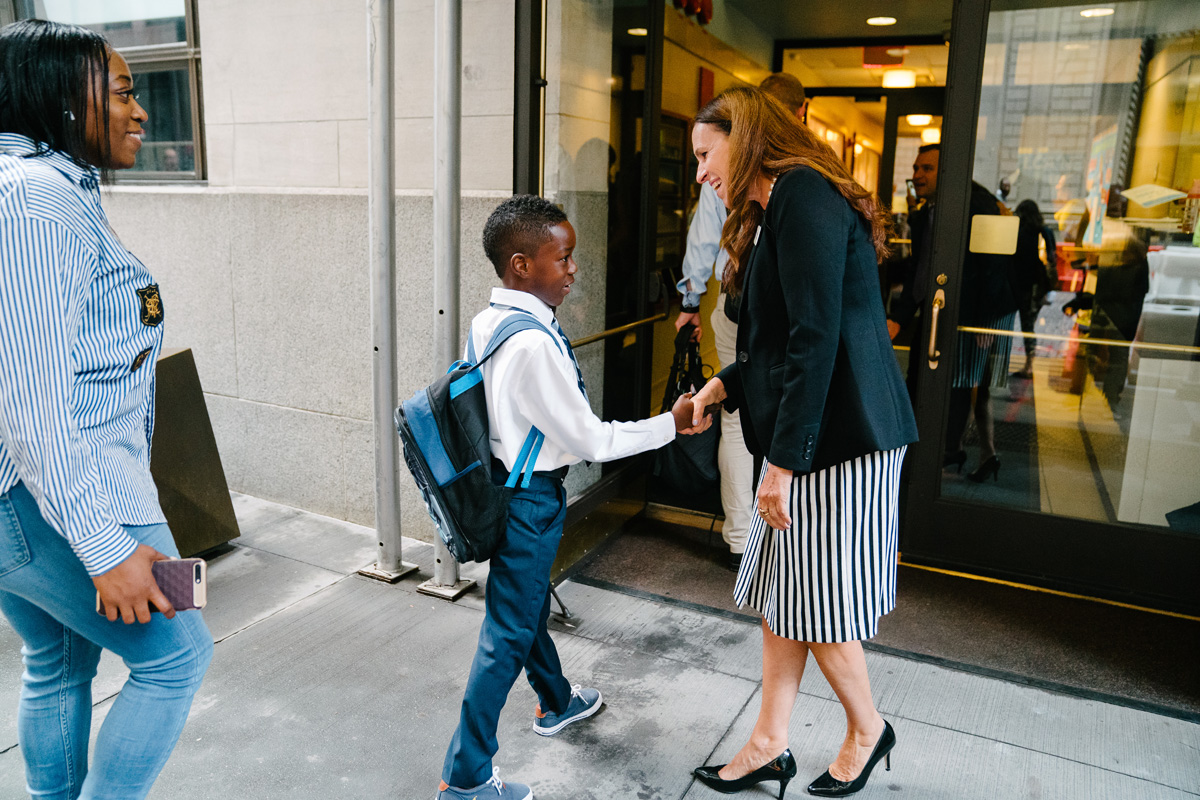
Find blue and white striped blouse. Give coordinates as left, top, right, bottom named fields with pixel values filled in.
left=0, top=133, right=166, bottom=576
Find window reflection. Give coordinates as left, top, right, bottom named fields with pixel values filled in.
left=127, top=68, right=194, bottom=175
left=940, top=1, right=1200, bottom=535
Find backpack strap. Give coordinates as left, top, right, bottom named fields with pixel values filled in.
left=481, top=311, right=563, bottom=363
left=465, top=309, right=562, bottom=488
left=505, top=427, right=545, bottom=489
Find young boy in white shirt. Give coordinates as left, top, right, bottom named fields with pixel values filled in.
left=436, top=196, right=696, bottom=800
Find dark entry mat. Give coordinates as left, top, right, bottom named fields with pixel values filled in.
left=571, top=516, right=1200, bottom=721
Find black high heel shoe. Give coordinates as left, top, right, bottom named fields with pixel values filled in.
left=806, top=721, right=895, bottom=797
left=966, top=455, right=1000, bottom=483
left=694, top=749, right=796, bottom=798
left=943, top=450, right=967, bottom=473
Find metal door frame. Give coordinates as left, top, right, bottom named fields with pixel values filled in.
left=900, top=0, right=1200, bottom=614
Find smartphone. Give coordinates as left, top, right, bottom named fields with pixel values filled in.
left=906, top=179, right=917, bottom=203
left=96, top=558, right=208, bottom=615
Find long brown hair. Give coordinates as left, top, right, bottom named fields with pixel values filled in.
left=695, top=87, right=892, bottom=292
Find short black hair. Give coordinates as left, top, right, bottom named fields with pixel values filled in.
left=758, top=73, right=807, bottom=115
left=0, top=19, right=112, bottom=170
left=482, top=195, right=569, bottom=279
left=917, top=143, right=941, bottom=155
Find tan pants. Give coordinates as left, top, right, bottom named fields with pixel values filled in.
left=711, top=293, right=753, bottom=554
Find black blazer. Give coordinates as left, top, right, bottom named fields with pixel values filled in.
left=718, top=167, right=918, bottom=474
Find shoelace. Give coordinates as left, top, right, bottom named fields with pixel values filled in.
left=486, top=766, right=505, bottom=793
left=569, top=683, right=583, bottom=700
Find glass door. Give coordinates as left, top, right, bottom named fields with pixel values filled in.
left=903, top=0, right=1200, bottom=614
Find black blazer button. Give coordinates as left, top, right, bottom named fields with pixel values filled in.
left=737, top=352, right=749, bottom=363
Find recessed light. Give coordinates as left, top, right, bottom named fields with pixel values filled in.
left=627, top=27, right=648, bottom=36
left=886, top=47, right=910, bottom=57
left=826, top=130, right=839, bottom=142
left=867, top=16, right=897, bottom=26
left=921, top=127, right=941, bottom=144
left=882, top=69, right=916, bottom=88
left=1079, top=7, right=1114, bottom=17
left=860, top=138, right=871, bottom=148
left=906, top=114, right=933, bottom=126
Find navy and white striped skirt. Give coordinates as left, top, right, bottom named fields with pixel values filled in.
left=733, top=447, right=907, bottom=643
left=952, top=311, right=1018, bottom=390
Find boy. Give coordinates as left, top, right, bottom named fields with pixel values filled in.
left=436, top=195, right=695, bottom=800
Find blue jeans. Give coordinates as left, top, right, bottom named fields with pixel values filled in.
left=0, top=482, right=213, bottom=800
left=441, top=468, right=573, bottom=788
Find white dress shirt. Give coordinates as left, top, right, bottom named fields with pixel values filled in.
left=469, top=288, right=675, bottom=473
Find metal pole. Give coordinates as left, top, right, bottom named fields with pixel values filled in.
left=359, top=0, right=417, bottom=584
left=418, top=0, right=475, bottom=600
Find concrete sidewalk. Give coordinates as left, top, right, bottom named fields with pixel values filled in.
left=0, top=494, right=1196, bottom=799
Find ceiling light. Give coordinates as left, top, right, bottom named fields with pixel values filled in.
left=906, top=114, right=933, bottom=126
left=1064, top=43, right=1090, bottom=50
left=627, top=27, right=648, bottom=36
left=854, top=143, right=864, bottom=155
left=882, top=69, right=916, bottom=88
left=825, top=130, right=839, bottom=142
left=867, top=16, right=897, bottom=26
left=860, top=138, right=871, bottom=148
left=886, top=47, right=910, bottom=57
left=1079, top=7, right=1114, bottom=17
left=921, top=127, right=941, bottom=144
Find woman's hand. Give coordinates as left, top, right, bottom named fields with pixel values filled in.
left=682, top=376, right=726, bottom=434
left=756, top=463, right=793, bottom=529
left=93, top=544, right=176, bottom=624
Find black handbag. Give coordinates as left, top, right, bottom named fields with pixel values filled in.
left=652, top=324, right=720, bottom=496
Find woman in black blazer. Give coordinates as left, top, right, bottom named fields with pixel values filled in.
left=687, top=87, right=918, bottom=798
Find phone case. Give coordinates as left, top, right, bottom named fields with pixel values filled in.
left=96, top=558, right=207, bottom=615
left=153, top=558, right=207, bottom=611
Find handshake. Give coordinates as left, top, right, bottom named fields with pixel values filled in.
left=668, top=377, right=727, bottom=434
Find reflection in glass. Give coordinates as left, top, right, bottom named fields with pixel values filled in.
left=127, top=69, right=194, bottom=174
left=24, top=0, right=186, bottom=46
left=943, top=1, right=1200, bottom=534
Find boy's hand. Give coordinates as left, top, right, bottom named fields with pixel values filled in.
left=670, top=392, right=699, bottom=433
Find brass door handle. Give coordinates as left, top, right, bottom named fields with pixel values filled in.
left=928, top=289, right=945, bottom=369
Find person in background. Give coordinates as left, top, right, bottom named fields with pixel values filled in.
left=886, top=143, right=940, bottom=402
left=672, top=72, right=808, bottom=571
left=0, top=19, right=213, bottom=799
left=1012, top=200, right=1056, bottom=379
left=947, top=183, right=1020, bottom=482
left=686, top=87, right=917, bottom=799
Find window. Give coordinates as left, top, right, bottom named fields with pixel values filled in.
left=10, top=0, right=204, bottom=180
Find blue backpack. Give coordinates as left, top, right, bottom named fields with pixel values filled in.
left=395, top=311, right=561, bottom=563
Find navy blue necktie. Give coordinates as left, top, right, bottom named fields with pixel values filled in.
left=551, top=318, right=588, bottom=400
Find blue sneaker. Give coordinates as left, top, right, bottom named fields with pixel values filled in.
left=532, top=684, right=603, bottom=736
left=436, top=767, right=532, bottom=800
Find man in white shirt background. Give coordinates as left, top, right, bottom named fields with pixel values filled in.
left=673, top=73, right=808, bottom=570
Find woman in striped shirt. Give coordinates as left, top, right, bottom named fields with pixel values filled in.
left=686, top=88, right=918, bottom=798
left=0, top=19, right=212, bottom=799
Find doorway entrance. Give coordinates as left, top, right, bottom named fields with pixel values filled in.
left=521, top=0, right=1200, bottom=615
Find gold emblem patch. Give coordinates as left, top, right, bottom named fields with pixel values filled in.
left=136, top=284, right=164, bottom=327
left=130, top=347, right=152, bottom=373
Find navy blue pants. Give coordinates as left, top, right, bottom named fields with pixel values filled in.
left=441, top=467, right=574, bottom=788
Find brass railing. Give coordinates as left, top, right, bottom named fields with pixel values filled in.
left=570, top=313, right=669, bottom=348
